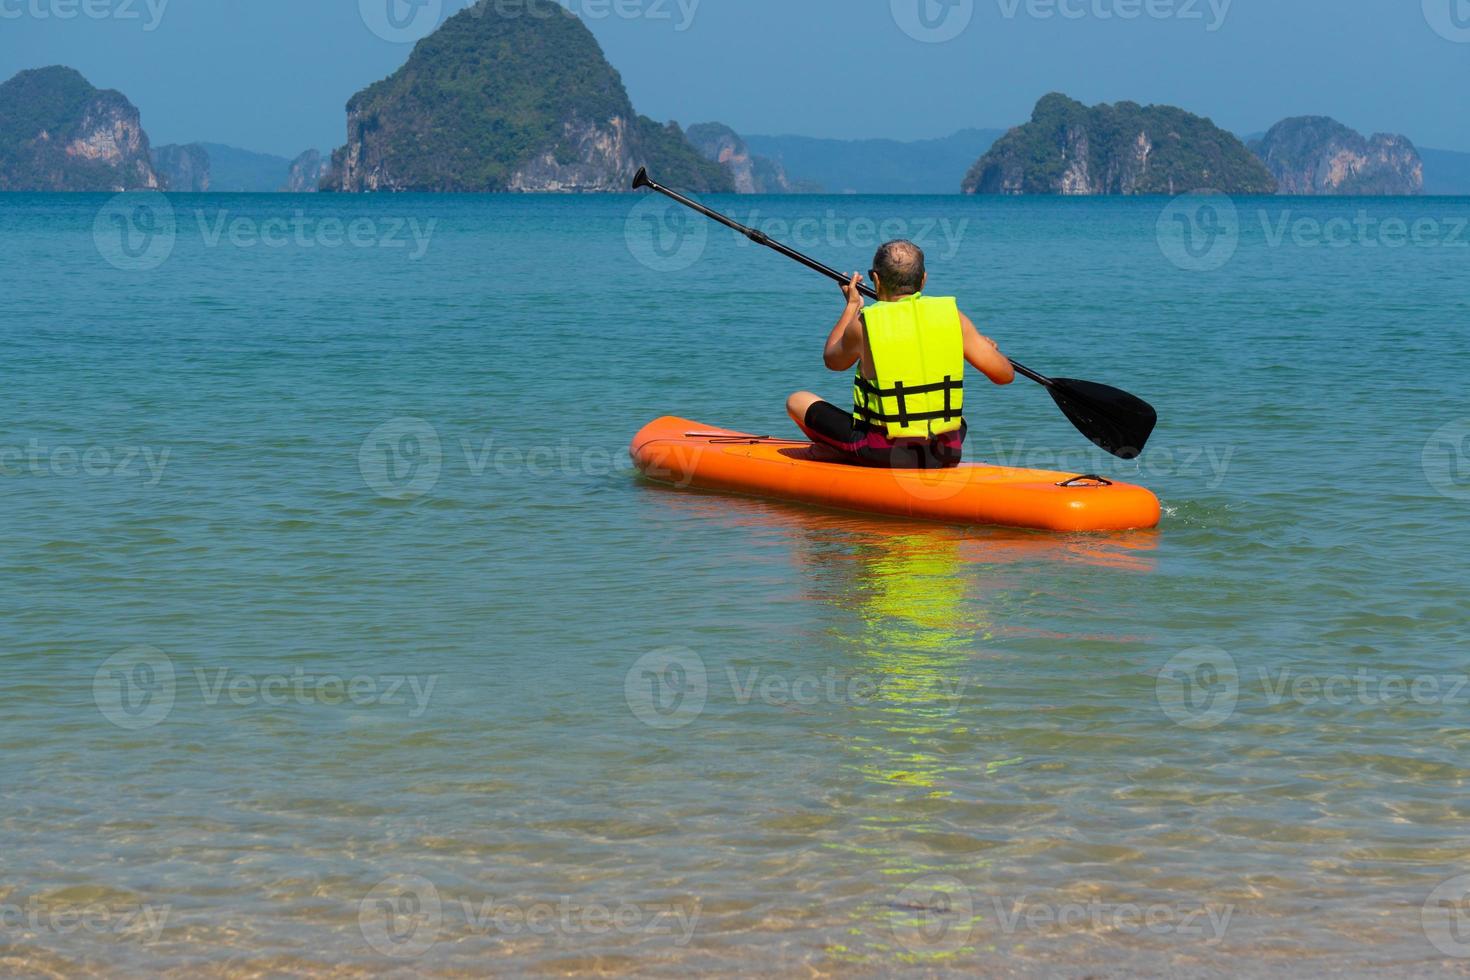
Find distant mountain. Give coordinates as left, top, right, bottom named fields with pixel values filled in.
left=326, top=0, right=728, bottom=193
left=151, top=143, right=210, bottom=191
left=741, top=129, right=1004, bottom=194
left=1421, top=147, right=1470, bottom=195
left=1250, top=117, right=1422, bottom=195
left=0, top=66, right=160, bottom=191
left=282, top=150, right=331, bottom=192
left=685, top=123, right=817, bottom=193
left=195, top=143, right=293, bottom=192
left=964, top=94, right=1274, bottom=195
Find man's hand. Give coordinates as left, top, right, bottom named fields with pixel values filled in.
left=840, top=272, right=866, bottom=310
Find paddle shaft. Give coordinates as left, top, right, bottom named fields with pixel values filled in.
left=634, top=171, right=1053, bottom=389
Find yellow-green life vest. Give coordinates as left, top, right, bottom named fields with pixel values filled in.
left=853, top=294, right=965, bottom=439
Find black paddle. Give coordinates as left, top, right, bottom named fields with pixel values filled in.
left=632, top=168, right=1158, bottom=460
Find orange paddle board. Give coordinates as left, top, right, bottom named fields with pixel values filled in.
left=631, top=417, right=1161, bottom=532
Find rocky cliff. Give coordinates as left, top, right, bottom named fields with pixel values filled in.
left=1249, top=117, right=1423, bottom=195
left=152, top=143, right=211, bottom=191
left=282, top=149, right=331, bottom=192
left=963, top=93, right=1275, bottom=196
left=326, top=0, right=729, bottom=193
left=0, top=66, right=160, bottom=191
left=686, top=123, right=801, bottom=193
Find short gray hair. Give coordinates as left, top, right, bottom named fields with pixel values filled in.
left=872, top=240, right=926, bottom=296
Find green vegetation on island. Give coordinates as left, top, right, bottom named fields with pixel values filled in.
left=963, top=93, right=1276, bottom=195
left=327, top=0, right=729, bottom=193
left=1249, top=117, right=1423, bottom=195
left=0, top=66, right=160, bottom=191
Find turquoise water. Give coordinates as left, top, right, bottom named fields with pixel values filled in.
left=2, top=191, right=1469, bottom=976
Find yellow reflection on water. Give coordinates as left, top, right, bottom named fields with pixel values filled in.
left=640, top=487, right=1159, bottom=964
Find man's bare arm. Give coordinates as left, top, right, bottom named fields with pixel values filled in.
left=824, top=273, right=866, bottom=371
left=961, top=312, right=1015, bottom=385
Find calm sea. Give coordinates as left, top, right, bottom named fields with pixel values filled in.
left=2, top=191, right=1468, bottom=976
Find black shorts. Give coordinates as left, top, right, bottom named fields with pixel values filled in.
left=797, top=400, right=966, bottom=470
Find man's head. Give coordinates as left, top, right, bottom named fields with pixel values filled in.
left=870, top=240, right=927, bottom=300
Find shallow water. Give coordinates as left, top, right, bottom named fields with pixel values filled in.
left=2, top=191, right=1469, bottom=976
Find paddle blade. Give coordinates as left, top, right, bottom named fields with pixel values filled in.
left=1048, top=379, right=1158, bottom=460
left=632, top=167, right=651, bottom=190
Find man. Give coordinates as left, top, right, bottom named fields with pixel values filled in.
left=787, top=240, right=1014, bottom=469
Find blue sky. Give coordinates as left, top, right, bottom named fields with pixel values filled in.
left=1, top=0, right=1466, bottom=157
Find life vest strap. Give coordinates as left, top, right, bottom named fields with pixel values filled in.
left=853, top=376, right=964, bottom=399
left=852, top=404, right=963, bottom=425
